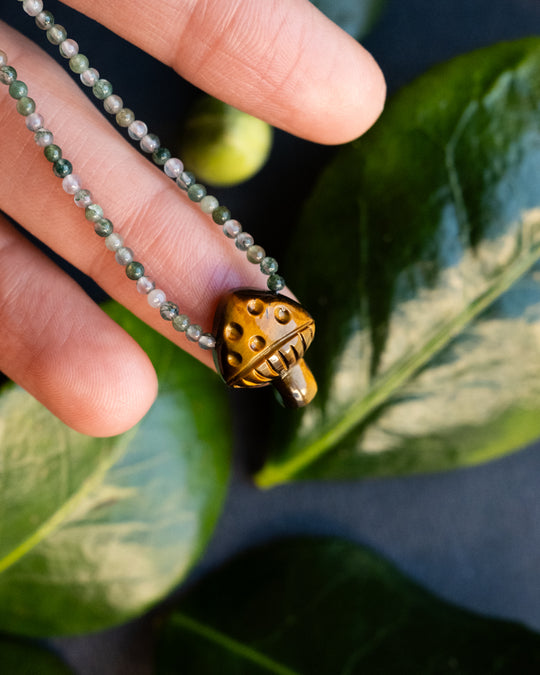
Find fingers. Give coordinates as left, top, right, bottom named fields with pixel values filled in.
left=0, top=214, right=158, bottom=436
left=0, top=22, right=263, bottom=431
left=61, top=0, right=386, bottom=144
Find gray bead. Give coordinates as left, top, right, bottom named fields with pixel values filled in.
left=235, top=232, right=254, bottom=251
left=260, top=256, right=278, bottom=275
left=199, top=333, right=216, bottom=350
left=103, top=95, right=123, bottom=114
left=172, top=314, right=190, bottom=332
left=176, top=171, right=196, bottom=190
left=223, top=219, right=242, bottom=238
left=160, top=301, right=179, bottom=321
left=186, top=324, right=202, bottom=342
left=115, top=247, right=134, bottom=265
left=246, top=245, right=265, bottom=264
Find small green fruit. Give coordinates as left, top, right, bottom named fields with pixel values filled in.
left=180, top=97, right=273, bottom=187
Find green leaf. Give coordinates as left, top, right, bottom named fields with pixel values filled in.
left=0, top=302, right=231, bottom=636
left=0, top=635, right=73, bottom=674
left=156, top=538, right=540, bottom=674
left=310, top=0, right=386, bottom=39
left=256, top=37, right=540, bottom=486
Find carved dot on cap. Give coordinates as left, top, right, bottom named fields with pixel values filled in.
left=249, top=335, right=266, bottom=352
left=247, top=298, right=265, bottom=316
left=275, top=307, right=291, bottom=324
left=227, top=352, right=242, bottom=367
left=225, top=322, right=243, bottom=341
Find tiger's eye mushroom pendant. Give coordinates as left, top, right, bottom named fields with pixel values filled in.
left=213, top=289, right=317, bottom=407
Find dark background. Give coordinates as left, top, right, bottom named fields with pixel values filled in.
left=3, top=0, right=540, bottom=673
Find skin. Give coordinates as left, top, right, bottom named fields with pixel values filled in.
left=0, top=0, right=385, bottom=437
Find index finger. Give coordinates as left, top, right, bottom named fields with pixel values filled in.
left=61, top=0, right=386, bottom=144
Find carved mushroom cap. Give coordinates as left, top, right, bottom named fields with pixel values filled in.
left=213, top=289, right=317, bottom=406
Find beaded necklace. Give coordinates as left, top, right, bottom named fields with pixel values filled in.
left=2, top=0, right=317, bottom=407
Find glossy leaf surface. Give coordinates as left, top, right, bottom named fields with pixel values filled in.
left=310, top=0, right=386, bottom=38
left=0, top=303, right=231, bottom=636
left=257, top=38, right=540, bottom=486
left=157, top=538, right=540, bottom=674
left=0, top=635, right=73, bottom=674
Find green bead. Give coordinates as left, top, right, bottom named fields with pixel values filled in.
left=16, top=96, right=36, bottom=116
left=53, top=159, right=72, bottom=178
left=260, top=256, right=278, bottom=275
left=85, top=204, right=104, bottom=222
left=152, top=147, right=171, bottom=166
left=94, top=218, right=114, bottom=237
left=8, top=80, right=28, bottom=99
left=160, top=301, right=179, bottom=320
left=187, top=183, right=207, bottom=202
left=0, top=66, right=17, bottom=85
left=47, top=25, right=67, bottom=45
left=172, top=314, right=190, bottom=332
left=267, top=274, right=286, bottom=292
left=177, top=171, right=196, bottom=190
left=35, top=10, right=55, bottom=30
left=69, top=54, right=89, bottom=74
left=126, top=261, right=145, bottom=280
left=115, top=108, right=134, bottom=127
left=92, top=79, right=113, bottom=100
left=44, top=144, right=62, bottom=162
left=212, top=205, right=231, bottom=225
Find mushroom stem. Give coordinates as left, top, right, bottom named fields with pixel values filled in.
left=274, top=359, right=318, bottom=408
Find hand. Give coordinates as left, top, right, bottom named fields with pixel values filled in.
left=0, top=0, right=385, bottom=436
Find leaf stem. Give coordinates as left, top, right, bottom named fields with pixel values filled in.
left=169, top=612, right=301, bottom=675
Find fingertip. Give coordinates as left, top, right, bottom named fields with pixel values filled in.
left=39, top=334, right=159, bottom=438
left=299, top=39, right=387, bottom=145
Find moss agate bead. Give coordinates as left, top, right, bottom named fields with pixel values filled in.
left=235, top=232, right=254, bottom=251
left=267, top=273, right=286, bottom=292
left=94, top=218, right=113, bottom=237
left=85, top=204, right=104, bottom=222
left=199, top=333, right=216, bottom=350
left=35, top=10, right=55, bottom=30
left=176, top=171, right=196, bottom=190
left=260, top=256, right=278, bottom=275
left=69, top=54, right=89, bottom=74
left=16, top=96, right=36, bottom=116
left=246, top=244, right=265, bottom=264
left=187, top=183, right=206, bottom=202
left=223, top=219, right=242, bottom=238
left=152, top=147, right=171, bottom=166
left=47, top=25, right=67, bottom=45
left=9, top=80, right=28, bottom=99
left=212, top=206, right=231, bottom=225
left=116, top=108, right=135, bottom=127
left=160, top=301, right=179, bottom=321
left=200, top=195, right=219, bottom=214
left=44, top=144, right=62, bottom=162
left=115, top=247, right=134, bottom=265
left=126, top=261, right=145, bottom=280
left=186, top=324, right=202, bottom=342
left=0, top=66, right=17, bottom=85
left=53, top=159, right=72, bottom=177
left=34, top=129, right=54, bottom=147
left=92, top=79, right=113, bottom=100
left=172, top=314, right=190, bottom=332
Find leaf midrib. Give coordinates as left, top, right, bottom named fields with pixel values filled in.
left=0, top=433, right=132, bottom=575
left=169, top=613, right=301, bottom=675
left=257, top=225, right=540, bottom=487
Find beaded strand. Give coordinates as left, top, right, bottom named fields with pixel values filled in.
left=0, top=46, right=216, bottom=350
left=17, top=0, right=286, bottom=295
